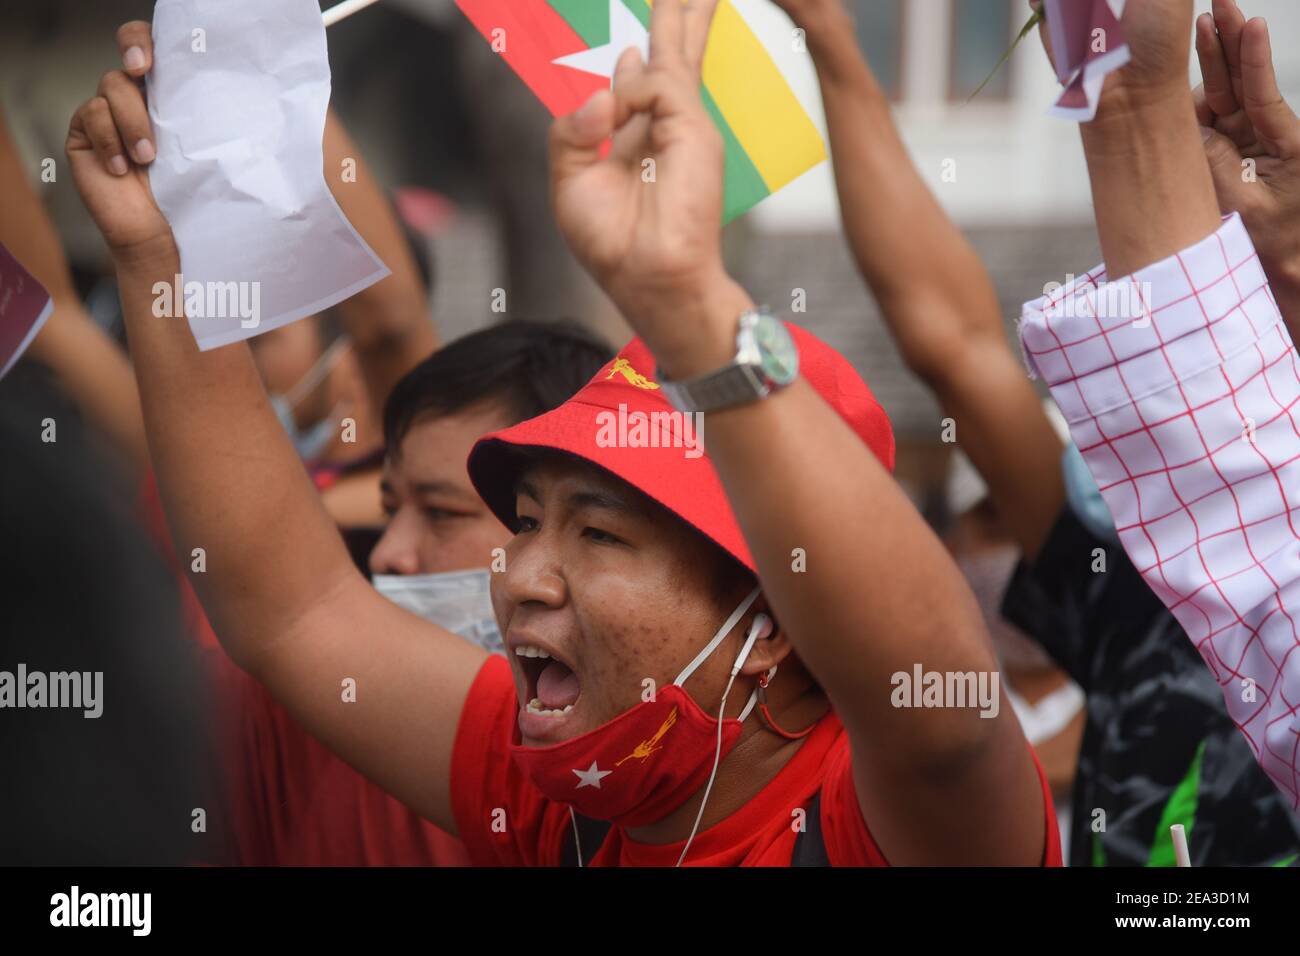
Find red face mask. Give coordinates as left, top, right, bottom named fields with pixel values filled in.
left=509, top=588, right=765, bottom=829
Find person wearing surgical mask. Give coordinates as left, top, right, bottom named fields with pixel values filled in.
left=249, top=315, right=394, bottom=528
left=219, top=320, right=612, bottom=867
left=370, top=321, right=615, bottom=655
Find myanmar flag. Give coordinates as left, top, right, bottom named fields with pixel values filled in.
left=455, top=0, right=827, bottom=222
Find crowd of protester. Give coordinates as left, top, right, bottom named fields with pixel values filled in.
left=4, top=0, right=1300, bottom=867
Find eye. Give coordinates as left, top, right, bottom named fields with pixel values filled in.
left=514, top=515, right=539, bottom=535
left=423, top=507, right=462, bottom=522
left=582, top=526, right=624, bottom=545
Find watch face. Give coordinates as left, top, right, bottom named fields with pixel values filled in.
left=753, top=313, right=799, bottom=386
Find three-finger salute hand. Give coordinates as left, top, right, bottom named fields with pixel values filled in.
left=550, top=0, right=734, bottom=355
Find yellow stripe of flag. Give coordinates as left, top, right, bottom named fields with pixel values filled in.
left=649, top=0, right=826, bottom=193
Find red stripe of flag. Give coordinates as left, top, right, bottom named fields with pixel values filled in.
left=455, top=0, right=609, bottom=118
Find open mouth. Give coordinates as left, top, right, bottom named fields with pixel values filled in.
left=513, top=644, right=582, bottom=718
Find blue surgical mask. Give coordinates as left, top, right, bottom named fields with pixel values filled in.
left=269, top=336, right=351, bottom=462
left=271, top=393, right=339, bottom=462
left=371, top=568, right=503, bottom=655
left=1062, top=443, right=1119, bottom=545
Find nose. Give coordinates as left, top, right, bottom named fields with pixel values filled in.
left=499, top=527, right=567, bottom=612
left=368, top=508, right=422, bottom=576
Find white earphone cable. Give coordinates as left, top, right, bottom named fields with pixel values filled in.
left=675, top=614, right=767, bottom=867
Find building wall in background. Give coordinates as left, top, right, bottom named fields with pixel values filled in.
left=743, top=0, right=1300, bottom=231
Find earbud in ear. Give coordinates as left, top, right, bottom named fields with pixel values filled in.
left=751, top=612, right=774, bottom=641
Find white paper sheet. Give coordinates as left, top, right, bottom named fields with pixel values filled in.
left=147, top=0, right=389, bottom=351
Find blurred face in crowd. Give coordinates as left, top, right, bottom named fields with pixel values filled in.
left=500, top=453, right=758, bottom=747
left=249, top=317, right=333, bottom=428
left=370, top=402, right=515, bottom=576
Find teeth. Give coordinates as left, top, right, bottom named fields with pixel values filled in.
left=525, top=698, right=574, bottom=717
left=513, top=645, right=553, bottom=660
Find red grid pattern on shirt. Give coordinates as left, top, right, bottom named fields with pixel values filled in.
left=1023, top=225, right=1300, bottom=808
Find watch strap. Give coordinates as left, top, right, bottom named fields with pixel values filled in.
left=659, top=362, right=770, bottom=414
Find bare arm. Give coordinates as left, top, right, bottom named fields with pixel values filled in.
left=774, top=0, right=1064, bottom=559
left=323, top=110, right=439, bottom=405
left=548, top=0, right=1046, bottom=865
left=1071, top=2, right=1221, bottom=276
left=69, top=39, right=485, bottom=833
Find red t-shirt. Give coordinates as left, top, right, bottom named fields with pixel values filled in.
left=452, top=656, right=1063, bottom=866
left=137, top=476, right=469, bottom=867
left=201, top=654, right=467, bottom=866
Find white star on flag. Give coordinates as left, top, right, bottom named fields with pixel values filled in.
left=552, top=0, right=649, bottom=84
left=573, top=761, right=613, bottom=789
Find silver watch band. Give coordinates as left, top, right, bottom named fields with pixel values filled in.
left=660, top=362, right=771, bottom=414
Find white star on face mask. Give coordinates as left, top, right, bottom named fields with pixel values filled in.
left=551, top=0, right=650, bottom=84
left=572, top=761, right=613, bottom=790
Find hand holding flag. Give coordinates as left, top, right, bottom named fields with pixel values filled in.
left=1032, top=0, right=1196, bottom=120
left=1039, top=0, right=1130, bottom=121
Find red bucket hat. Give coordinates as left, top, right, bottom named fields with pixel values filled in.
left=466, top=323, right=894, bottom=573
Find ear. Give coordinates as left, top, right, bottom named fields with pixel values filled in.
left=738, top=601, right=793, bottom=676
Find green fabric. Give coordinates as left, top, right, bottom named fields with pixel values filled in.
left=548, top=0, right=611, bottom=46
left=1146, top=740, right=1205, bottom=867
left=1091, top=829, right=1107, bottom=867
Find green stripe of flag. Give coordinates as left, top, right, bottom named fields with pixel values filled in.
left=701, top=86, right=770, bottom=222
left=548, top=0, right=611, bottom=46
left=546, top=0, right=770, bottom=222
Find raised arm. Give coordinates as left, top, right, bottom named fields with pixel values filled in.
left=548, top=0, right=1046, bottom=865
left=1021, top=0, right=1300, bottom=806
left=1069, top=1, right=1221, bottom=275
left=66, top=43, right=485, bottom=833
left=772, top=0, right=1064, bottom=558
left=323, top=111, right=440, bottom=404
left=116, top=20, right=439, bottom=413
left=0, top=103, right=148, bottom=475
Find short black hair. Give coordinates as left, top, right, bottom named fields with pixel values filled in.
left=383, top=319, right=615, bottom=457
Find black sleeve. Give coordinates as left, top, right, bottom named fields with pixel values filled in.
left=1000, top=507, right=1168, bottom=695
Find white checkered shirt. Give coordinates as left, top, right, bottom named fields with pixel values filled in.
left=1020, top=213, right=1300, bottom=809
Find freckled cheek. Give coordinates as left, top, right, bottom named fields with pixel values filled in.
left=588, top=616, right=682, bottom=717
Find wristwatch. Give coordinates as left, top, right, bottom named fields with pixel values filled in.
left=657, top=309, right=799, bottom=414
